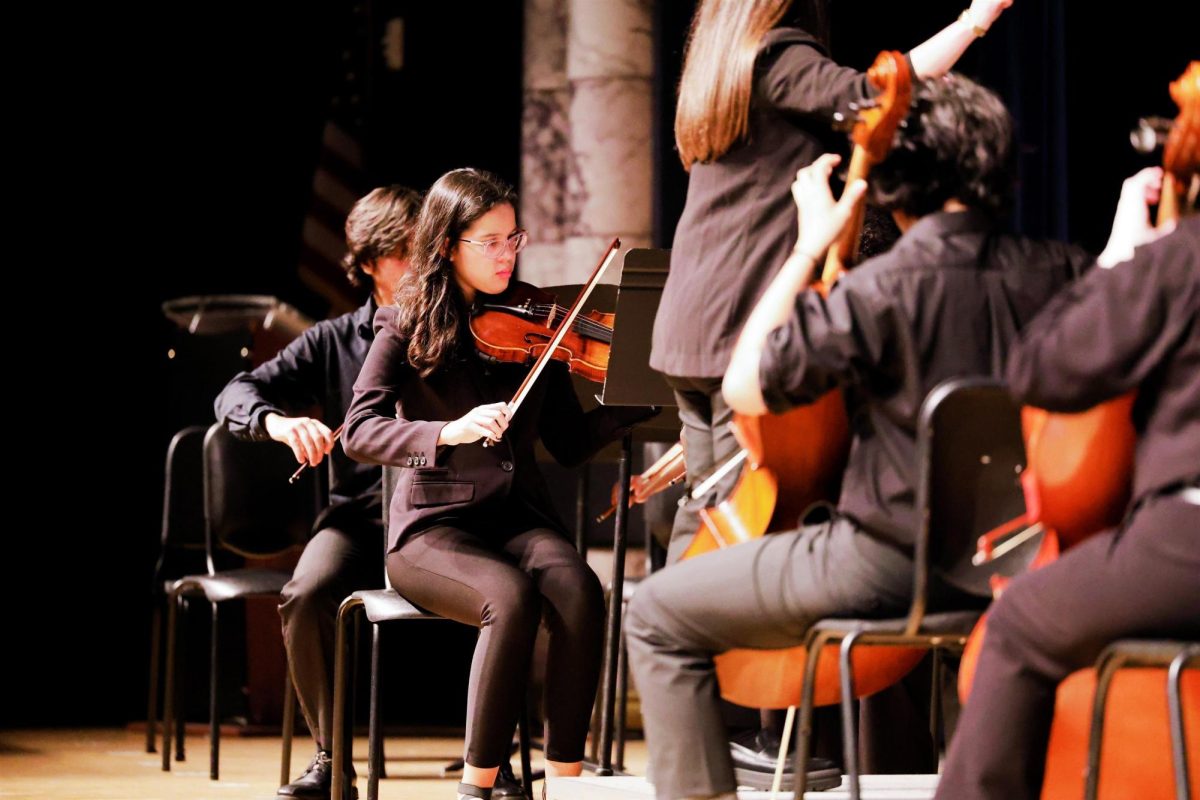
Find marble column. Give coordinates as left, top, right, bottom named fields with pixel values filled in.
left=520, top=0, right=570, bottom=287
left=521, top=0, right=653, bottom=287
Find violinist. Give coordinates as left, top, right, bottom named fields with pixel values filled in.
left=341, top=168, right=653, bottom=800
left=936, top=170, right=1200, bottom=800
left=214, top=184, right=420, bottom=800
left=625, top=75, right=1092, bottom=800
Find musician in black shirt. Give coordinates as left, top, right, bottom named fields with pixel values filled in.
left=215, top=185, right=420, bottom=800
left=626, top=74, right=1089, bottom=800
left=936, top=170, right=1200, bottom=800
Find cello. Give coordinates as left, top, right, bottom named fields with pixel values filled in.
left=961, top=61, right=1199, bottom=800
left=679, top=50, right=927, bottom=710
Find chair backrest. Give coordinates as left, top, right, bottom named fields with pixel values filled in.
left=912, top=377, right=1035, bottom=615
left=151, top=426, right=210, bottom=590
left=202, top=422, right=321, bottom=570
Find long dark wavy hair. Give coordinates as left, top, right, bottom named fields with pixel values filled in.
left=394, top=168, right=518, bottom=376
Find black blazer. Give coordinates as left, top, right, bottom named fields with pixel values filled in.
left=342, top=295, right=648, bottom=552
left=651, top=27, right=881, bottom=378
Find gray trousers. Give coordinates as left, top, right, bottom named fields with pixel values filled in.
left=664, top=376, right=741, bottom=565
left=278, top=523, right=383, bottom=753
left=935, top=493, right=1200, bottom=799
left=625, top=516, right=915, bottom=800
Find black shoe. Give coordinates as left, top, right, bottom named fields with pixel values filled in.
left=278, top=751, right=358, bottom=800
left=729, top=728, right=840, bottom=791
left=492, top=761, right=525, bottom=798
left=457, top=782, right=492, bottom=799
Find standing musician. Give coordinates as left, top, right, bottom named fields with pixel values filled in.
left=214, top=184, right=420, bottom=800
left=341, top=168, right=654, bottom=800
left=935, top=171, right=1200, bottom=799
left=650, top=0, right=1014, bottom=565
left=625, top=74, right=1093, bottom=800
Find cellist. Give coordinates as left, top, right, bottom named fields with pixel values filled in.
left=936, top=166, right=1200, bottom=798
left=625, top=74, right=1092, bottom=800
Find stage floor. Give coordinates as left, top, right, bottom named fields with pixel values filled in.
left=0, top=729, right=937, bottom=799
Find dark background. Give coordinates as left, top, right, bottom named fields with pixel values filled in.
left=7, top=1, right=1193, bottom=729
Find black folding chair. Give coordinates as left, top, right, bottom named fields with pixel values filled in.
left=792, top=377, right=1034, bottom=799
left=161, top=422, right=319, bottom=780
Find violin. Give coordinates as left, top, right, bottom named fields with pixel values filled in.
left=469, top=282, right=614, bottom=384
left=596, top=440, right=687, bottom=523
left=471, top=239, right=622, bottom=447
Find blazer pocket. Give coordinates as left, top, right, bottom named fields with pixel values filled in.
left=410, top=480, right=474, bottom=507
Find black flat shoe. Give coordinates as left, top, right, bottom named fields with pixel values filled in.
left=278, top=751, right=358, bottom=800
left=492, top=761, right=526, bottom=798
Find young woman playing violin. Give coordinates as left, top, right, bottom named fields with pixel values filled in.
left=342, top=168, right=652, bottom=800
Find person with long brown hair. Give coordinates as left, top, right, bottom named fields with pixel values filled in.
left=341, top=168, right=652, bottom=800
left=649, top=0, right=1014, bottom=786
left=651, top=0, right=1015, bottom=563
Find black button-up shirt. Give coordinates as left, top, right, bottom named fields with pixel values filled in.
left=759, top=210, right=1092, bottom=548
left=1007, top=216, right=1200, bottom=504
left=653, top=27, right=882, bottom=378
left=214, top=297, right=382, bottom=532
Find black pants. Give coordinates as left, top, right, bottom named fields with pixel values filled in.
left=665, top=375, right=741, bottom=564
left=386, top=524, right=605, bottom=768
left=278, top=522, right=383, bottom=753
left=935, top=494, right=1200, bottom=800
left=625, top=515, right=916, bottom=800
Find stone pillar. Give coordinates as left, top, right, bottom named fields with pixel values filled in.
left=521, top=0, right=653, bottom=287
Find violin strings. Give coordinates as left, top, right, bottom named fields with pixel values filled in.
left=528, top=303, right=614, bottom=337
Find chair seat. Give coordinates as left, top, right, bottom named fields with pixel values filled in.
left=1101, top=639, right=1199, bottom=666
left=352, top=589, right=439, bottom=623
left=813, top=609, right=983, bottom=637
left=172, top=569, right=293, bottom=603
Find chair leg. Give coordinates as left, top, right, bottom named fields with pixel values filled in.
left=209, top=601, right=220, bottom=781
left=792, top=631, right=832, bottom=797
left=368, top=624, right=383, bottom=800
left=839, top=632, right=862, bottom=800
left=518, top=705, right=534, bottom=800
left=161, top=591, right=179, bottom=771
left=1167, top=649, right=1195, bottom=800
left=146, top=603, right=162, bottom=754
left=373, top=627, right=388, bottom=781
left=281, top=669, right=296, bottom=787
left=614, top=618, right=629, bottom=773
left=175, top=596, right=188, bottom=763
left=332, top=598, right=363, bottom=800
left=929, top=647, right=943, bottom=754
left=1085, top=650, right=1125, bottom=800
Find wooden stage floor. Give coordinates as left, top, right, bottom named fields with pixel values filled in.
left=0, top=728, right=937, bottom=799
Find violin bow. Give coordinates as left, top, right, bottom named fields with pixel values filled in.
left=484, top=237, right=622, bottom=445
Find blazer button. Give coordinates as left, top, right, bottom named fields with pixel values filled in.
left=405, top=456, right=414, bottom=467
left=419, top=456, right=427, bottom=466
left=500, top=460, right=514, bottom=472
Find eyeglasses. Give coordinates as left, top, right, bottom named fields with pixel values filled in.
left=458, top=230, right=528, bottom=260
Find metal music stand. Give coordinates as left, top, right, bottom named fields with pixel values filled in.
left=592, top=248, right=676, bottom=775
